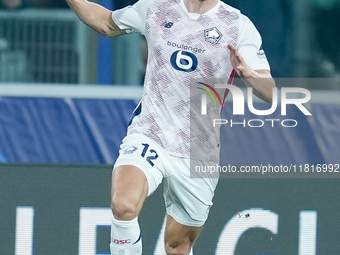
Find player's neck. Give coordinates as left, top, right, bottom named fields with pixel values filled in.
left=183, top=0, right=219, bottom=14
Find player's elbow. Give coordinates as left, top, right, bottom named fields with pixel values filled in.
left=94, top=22, right=112, bottom=37
left=98, top=25, right=125, bottom=38
left=94, top=26, right=114, bottom=38
left=99, top=27, right=114, bottom=38
left=263, top=79, right=276, bottom=103
left=262, top=90, right=274, bottom=104
left=263, top=96, right=272, bottom=104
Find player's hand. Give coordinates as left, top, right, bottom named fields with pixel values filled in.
left=227, top=44, right=252, bottom=78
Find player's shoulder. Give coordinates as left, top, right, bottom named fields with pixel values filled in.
left=218, top=2, right=253, bottom=26
left=133, top=0, right=153, bottom=9
left=137, top=0, right=171, bottom=7
left=218, top=1, right=241, bottom=16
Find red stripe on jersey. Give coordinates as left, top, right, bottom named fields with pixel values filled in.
left=222, top=69, right=236, bottom=109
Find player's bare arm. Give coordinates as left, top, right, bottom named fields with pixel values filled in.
left=228, top=44, right=276, bottom=103
left=65, top=0, right=126, bottom=38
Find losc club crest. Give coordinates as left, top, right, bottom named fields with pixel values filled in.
left=204, top=27, right=223, bottom=44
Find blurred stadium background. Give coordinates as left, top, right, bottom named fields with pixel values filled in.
left=0, top=0, right=340, bottom=254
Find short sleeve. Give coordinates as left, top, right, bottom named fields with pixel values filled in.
left=237, top=14, right=270, bottom=70
left=112, top=0, right=151, bottom=35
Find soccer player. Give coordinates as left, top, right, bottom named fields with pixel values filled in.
left=65, top=0, right=275, bottom=254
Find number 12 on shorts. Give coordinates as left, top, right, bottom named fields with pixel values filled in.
left=141, top=143, right=158, bottom=167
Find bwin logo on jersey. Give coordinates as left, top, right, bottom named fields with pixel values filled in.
left=204, top=27, right=223, bottom=44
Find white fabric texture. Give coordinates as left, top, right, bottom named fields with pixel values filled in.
left=112, top=0, right=270, bottom=163
left=110, top=217, right=142, bottom=255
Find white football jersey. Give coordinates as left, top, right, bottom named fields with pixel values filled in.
left=112, top=0, right=270, bottom=162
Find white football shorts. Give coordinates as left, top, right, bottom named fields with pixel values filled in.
left=114, top=133, right=219, bottom=227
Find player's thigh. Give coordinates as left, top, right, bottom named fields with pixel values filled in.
left=111, top=164, right=149, bottom=219
left=164, top=214, right=203, bottom=254
left=112, top=134, right=165, bottom=220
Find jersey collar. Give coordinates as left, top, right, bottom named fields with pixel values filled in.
left=179, top=0, right=221, bottom=19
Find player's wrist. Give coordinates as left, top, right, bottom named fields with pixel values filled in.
left=237, top=66, right=255, bottom=79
